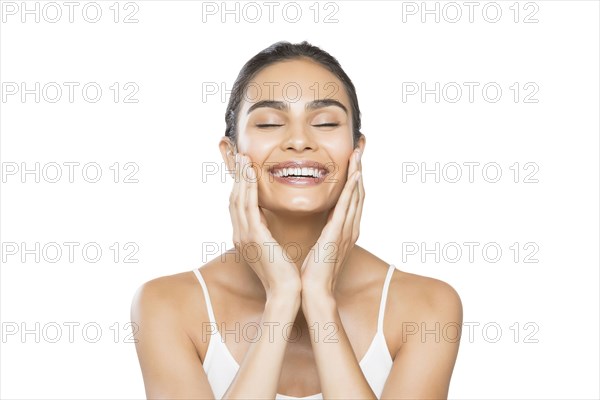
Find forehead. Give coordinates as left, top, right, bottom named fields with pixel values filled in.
left=242, top=58, right=350, bottom=106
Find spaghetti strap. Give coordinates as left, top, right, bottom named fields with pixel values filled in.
left=377, top=264, right=396, bottom=332
left=193, top=268, right=216, bottom=325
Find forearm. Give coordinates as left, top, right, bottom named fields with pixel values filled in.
left=222, top=292, right=301, bottom=400
left=302, top=292, right=377, bottom=400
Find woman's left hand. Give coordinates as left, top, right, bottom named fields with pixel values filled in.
left=300, top=148, right=364, bottom=297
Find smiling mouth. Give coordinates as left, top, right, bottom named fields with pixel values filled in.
left=270, top=167, right=327, bottom=179
left=268, top=160, right=330, bottom=178
left=267, top=162, right=330, bottom=186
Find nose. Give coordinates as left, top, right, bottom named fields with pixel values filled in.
left=282, top=122, right=317, bottom=152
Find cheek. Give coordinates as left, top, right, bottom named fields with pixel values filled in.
left=322, top=141, right=354, bottom=172
left=236, top=134, right=273, bottom=163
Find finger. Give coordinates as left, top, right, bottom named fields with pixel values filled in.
left=326, top=170, right=361, bottom=235
left=323, top=158, right=355, bottom=233
left=348, top=149, right=363, bottom=240
left=230, top=153, right=243, bottom=246
left=342, top=174, right=360, bottom=237
left=230, top=153, right=241, bottom=201
left=352, top=172, right=364, bottom=242
left=344, top=171, right=360, bottom=219
left=245, top=158, right=263, bottom=234
left=235, top=154, right=249, bottom=234
left=341, top=149, right=361, bottom=209
left=347, top=149, right=359, bottom=182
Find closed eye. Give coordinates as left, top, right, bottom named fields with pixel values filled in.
left=256, top=124, right=284, bottom=128
left=313, top=123, right=339, bottom=127
left=256, top=123, right=339, bottom=128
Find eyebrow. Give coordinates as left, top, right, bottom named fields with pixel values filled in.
left=246, top=99, right=348, bottom=115
left=306, top=99, right=348, bottom=114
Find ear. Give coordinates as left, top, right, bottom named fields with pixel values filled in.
left=219, top=137, right=237, bottom=175
left=356, top=133, right=366, bottom=155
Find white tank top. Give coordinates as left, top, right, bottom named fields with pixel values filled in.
left=193, top=264, right=396, bottom=399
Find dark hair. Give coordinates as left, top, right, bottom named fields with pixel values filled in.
left=224, top=41, right=362, bottom=150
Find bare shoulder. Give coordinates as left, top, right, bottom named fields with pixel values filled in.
left=129, top=257, right=245, bottom=362
left=130, top=267, right=221, bottom=397
left=130, top=267, right=212, bottom=342
left=389, top=269, right=463, bottom=322
left=384, top=268, right=463, bottom=356
left=350, top=247, right=462, bottom=316
left=131, top=270, right=199, bottom=315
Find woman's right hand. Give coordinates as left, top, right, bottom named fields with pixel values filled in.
left=228, top=153, right=302, bottom=300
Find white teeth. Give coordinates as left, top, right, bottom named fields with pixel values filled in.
left=272, top=167, right=325, bottom=178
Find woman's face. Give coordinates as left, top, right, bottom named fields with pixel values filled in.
left=224, top=58, right=365, bottom=214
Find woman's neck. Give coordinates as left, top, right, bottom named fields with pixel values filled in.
left=261, top=208, right=330, bottom=270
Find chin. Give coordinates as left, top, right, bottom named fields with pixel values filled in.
left=262, top=200, right=332, bottom=216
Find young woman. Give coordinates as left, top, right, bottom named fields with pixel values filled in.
left=131, top=41, right=463, bottom=400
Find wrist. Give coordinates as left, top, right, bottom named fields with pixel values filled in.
left=301, top=283, right=335, bottom=300
left=266, top=287, right=301, bottom=311
left=301, top=287, right=336, bottom=313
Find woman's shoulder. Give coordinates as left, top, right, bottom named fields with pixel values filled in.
left=129, top=263, right=231, bottom=366
left=130, top=261, right=226, bottom=330
left=388, top=267, right=463, bottom=326
left=130, top=255, right=245, bottom=326
left=132, top=269, right=194, bottom=301
left=347, top=247, right=460, bottom=311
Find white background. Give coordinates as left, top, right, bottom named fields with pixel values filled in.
left=1, top=1, right=598, bottom=399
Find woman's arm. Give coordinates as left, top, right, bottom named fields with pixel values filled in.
left=297, top=148, right=377, bottom=398
left=221, top=291, right=301, bottom=399
left=131, top=276, right=302, bottom=400
left=217, top=153, right=305, bottom=398
left=381, top=279, right=463, bottom=399
left=131, top=279, right=215, bottom=399
left=302, top=290, right=378, bottom=399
